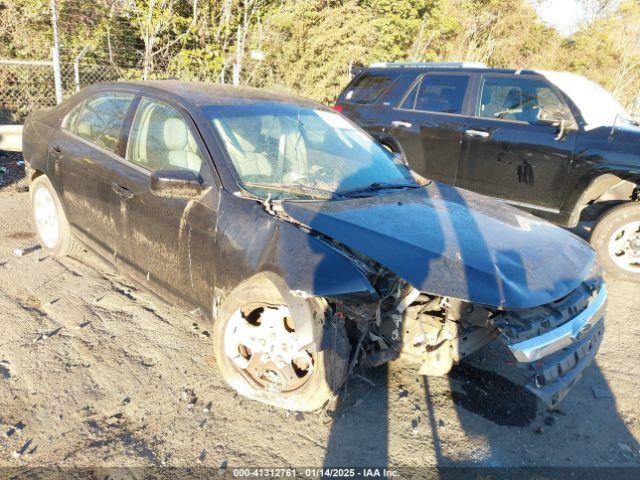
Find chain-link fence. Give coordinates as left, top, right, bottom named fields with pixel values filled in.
left=0, top=59, right=120, bottom=124
left=0, top=60, right=57, bottom=124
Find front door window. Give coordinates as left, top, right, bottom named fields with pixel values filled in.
left=127, top=98, right=204, bottom=175
left=477, top=76, right=576, bottom=128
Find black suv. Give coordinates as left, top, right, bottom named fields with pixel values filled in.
left=335, top=62, right=640, bottom=282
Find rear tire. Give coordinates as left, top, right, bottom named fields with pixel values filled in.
left=213, top=280, right=350, bottom=411
left=30, top=175, right=83, bottom=258
left=590, top=202, right=640, bottom=283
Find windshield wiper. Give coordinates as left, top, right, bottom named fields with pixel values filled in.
left=243, top=182, right=341, bottom=200
left=340, top=182, right=420, bottom=197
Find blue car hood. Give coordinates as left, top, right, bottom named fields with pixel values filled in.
left=282, top=182, right=596, bottom=309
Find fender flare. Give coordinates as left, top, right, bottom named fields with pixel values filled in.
left=568, top=172, right=639, bottom=226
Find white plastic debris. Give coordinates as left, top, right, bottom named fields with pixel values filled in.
left=13, top=245, right=40, bottom=257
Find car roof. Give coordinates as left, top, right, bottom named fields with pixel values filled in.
left=357, top=66, right=541, bottom=76
left=84, top=80, right=322, bottom=109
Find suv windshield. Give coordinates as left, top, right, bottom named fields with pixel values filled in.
left=203, top=103, right=416, bottom=200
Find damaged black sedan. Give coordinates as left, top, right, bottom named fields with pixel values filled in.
left=22, top=81, right=606, bottom=411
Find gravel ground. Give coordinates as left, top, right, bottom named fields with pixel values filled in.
left=0, top=164, right=639, bottom=473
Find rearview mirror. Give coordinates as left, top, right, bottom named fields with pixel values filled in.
left=150, top=170, right=205, bottom=199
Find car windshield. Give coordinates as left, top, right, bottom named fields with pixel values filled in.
left=203, top=103, right=416, bottom=200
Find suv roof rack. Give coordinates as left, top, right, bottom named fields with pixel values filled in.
left=368, top=61, right=488, bottom=69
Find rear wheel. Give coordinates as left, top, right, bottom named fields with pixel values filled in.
left=213, top=280, right=350, bottom=411
left=30, top=175, right=82, bottom=258
left=590, top=202, right=640, bottom=283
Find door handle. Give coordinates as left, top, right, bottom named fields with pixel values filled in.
left=112, top=183, right=135, bottom=200
left=49, top=145, right=63, bottom=159
left=391, top=120, right=412, bottom=128
left=464, top=129, right=490, bottom=139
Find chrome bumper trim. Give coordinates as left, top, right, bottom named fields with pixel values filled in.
left=508, top=286, right=608, bottom=363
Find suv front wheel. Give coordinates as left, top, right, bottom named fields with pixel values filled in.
left=590, top=202, right=640, bottom=283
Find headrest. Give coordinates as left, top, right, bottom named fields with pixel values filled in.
left=503, top=88, right=522, bottom=109
left=164, top=117, right=189, bottom=151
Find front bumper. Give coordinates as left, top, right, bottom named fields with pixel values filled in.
left=504, top=285, right=607, bottom=407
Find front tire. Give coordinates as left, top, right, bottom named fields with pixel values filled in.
left=30, top=175, right=82, bottom=258
left=213, top=280, right=350, bottom=411
left=590, top=202, right=640, bottom=283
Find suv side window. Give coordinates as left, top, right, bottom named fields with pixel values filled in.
left=343, top=72, right=399, bottom=104
left=74, top=93, right=134, bottom=153
left=405, top=75, right=470, bottom=114
left=127, top=97, right=204, bottom=174
left=477, top=76, right=576, bottom=126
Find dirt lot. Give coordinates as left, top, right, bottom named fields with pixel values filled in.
left=1, top=157, right=639, bottom=473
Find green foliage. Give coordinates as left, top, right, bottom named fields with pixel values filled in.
left=167, top=45, right=225, bottom=81
left=0, top=0, right=639, bottom=113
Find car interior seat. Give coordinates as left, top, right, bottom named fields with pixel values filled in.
left=163, top=117, right=203, bottom=173
left=212, top=118, right=273, bottom=179
left=502, top=88, right=523, bottom=112
left=277, top=120, right=308, bottom=184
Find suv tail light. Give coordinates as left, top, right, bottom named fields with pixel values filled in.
left=331, top=104, right=343, bottom=113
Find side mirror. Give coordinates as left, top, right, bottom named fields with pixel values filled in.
left=537, top=108, right=573, bottom=141
left=150, top=170, right=205, bottom=199
left=376, top=138, right=409, bottom=166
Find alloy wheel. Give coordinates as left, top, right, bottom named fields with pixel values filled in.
left=608, top=220, right=640, bottom=273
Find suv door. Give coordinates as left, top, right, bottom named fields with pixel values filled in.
left=383, top=72, right=471, bottom=184
left=52, top=92, right=135, bottom=257
left=337, top=70, right=410, bottom=137
left=457, top=74, right=577, bottom=211
left=112, top=96, right=219, bottom=309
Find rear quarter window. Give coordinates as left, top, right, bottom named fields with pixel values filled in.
left=343, top=72, right=400, bottom=105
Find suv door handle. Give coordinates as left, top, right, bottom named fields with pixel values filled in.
left=391, top=120, right=412, bottom=128
left=464, top=129, right=490, bottom=139
left=112, top=183, right=135, bottom=200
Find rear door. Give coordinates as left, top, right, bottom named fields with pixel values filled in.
left=52, top=92, right=135, bottom=257
left=337, top=70, right=412, bottom=140
left=383, top=72, right=471, bottom=184
left=110, top=96, right=219, bottom=309
left=457, top=74, right=577, bottom=211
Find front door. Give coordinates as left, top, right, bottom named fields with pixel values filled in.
left=111, top=96, right=219, bottom=309
left=456, top=74, right=577, bottom=211
left=384, top=72, right=471, bottom=184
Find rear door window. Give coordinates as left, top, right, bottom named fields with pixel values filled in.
left=74, top=92, right=134, bottom=153
left=343, top=72, right=400, bottom=105
left=413, top=75, right=470, bottom=114
left=61, top=102, right=82, bottom=131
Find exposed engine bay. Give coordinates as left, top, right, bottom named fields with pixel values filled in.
left=333, top=277, right=497, bottom=377
left=329, top=265, right=606, bottom=407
